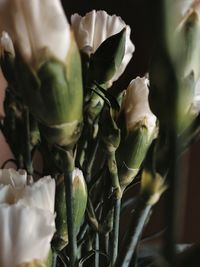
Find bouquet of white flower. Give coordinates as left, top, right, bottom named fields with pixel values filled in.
left=0, top=0, right=200, bottom=267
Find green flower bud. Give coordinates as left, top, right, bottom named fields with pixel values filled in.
left=15, top=33, right=83, bottom=147
left=71, top=10, right=134, bottom=88
left=89, top=29, right=126, bottom=86
left=116, top=77, right=157, bottom=188
left=140, top=170, right=167, bottom=206
left=54, top=168, right=87, bottom=250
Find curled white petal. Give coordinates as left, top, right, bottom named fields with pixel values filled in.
left=71, top=10, right=135, bottom=84
left=0, top=0, right=70, bottom=66
left=123, top=77, right=157, bottom=135
left=0, top=203, right=55, bottom=267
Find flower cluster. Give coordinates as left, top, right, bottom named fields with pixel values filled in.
left=0, top=0, right=199, bottom=266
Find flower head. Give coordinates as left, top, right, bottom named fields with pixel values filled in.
left=71, top=10, right=135, bottom=84
left=0, top=169, right=55, bottom=267
left=0, top=0, right=70, bottom=68
left=122, top=77, right=157, bottom=135
left=0, top=0, right=84, bottom=147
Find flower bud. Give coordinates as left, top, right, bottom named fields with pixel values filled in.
left=116, top=77, right=157, bottom=188
left=140, top=170, right=167, bottom=205
left=54, top=168, right=87, bottom=250
left=89, top=28, right=126, bottom=86
left=71, top=10, right=134, bottom=88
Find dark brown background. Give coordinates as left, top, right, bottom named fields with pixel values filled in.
left=61, top=0, right=200, bottom=243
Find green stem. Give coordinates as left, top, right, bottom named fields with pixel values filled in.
left=23, top=107, right=33, bottom=175
left=52, top=252, right=57, bottom=267
left=107, top=152, right=122, bottom=266
left=110, top=198, right=121, bottom=267
left=107, top=152, right=122, bottom=199
left=85, top=139, right=99, bottom=182
left=115, top=198, right=151, bottom=267
left=61, top=149, right=77, bottom=267
left=95, top=233, right=100, bottom=267
left=64, top=169, right=78, bottom=267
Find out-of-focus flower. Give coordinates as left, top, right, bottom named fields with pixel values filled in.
left=0, top=169, right=55, bottom=267
left=149, top=1, right=200, bottom=130
left=71, top=10, right=134, bottom=85
left=0, top=0, right=70, bottom=67
left=54, top=168, right=87, bottom=250
left=116, top=77, right=157, bottom=188
left=140, top=170, right=167, bottom=205
left=0, top=0, right=83, bottom=147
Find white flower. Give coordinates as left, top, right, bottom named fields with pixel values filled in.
left=71, top=10, right=135, bottom=83
left=0, top=0, right=70, bottom=67
left=122, top=77, right=157, bottom=136
left=0, top=169, right=56, bottom=267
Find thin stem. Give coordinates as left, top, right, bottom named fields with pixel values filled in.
left=52, top=252, right=58, bottom=267
left=110, top=198, right=121, bottom=267
left=107, top=152, right=122, bottom=266
left=59, top=149, right=77, bottom=267
left=64, top=168, right=78, bottom=267
left=23, top=107, right=33, bottom=175
left=95, top=233, right=100, bottom=267
left=85, top=139, right=99, bottom=182
left=115, top=198, right=151, bottom=267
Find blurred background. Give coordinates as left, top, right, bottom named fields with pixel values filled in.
left=0, top=0, right=199, bottom=243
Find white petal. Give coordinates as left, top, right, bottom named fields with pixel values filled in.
left=0, top=0, right=70, bottom=66
left=0, top=184, right=14, bottom=204
left=0, top=203, right=55, bottom=267
left=0, top=169, right=27, bottom=189
left=123, top=77, right=157, bottom=134
left=19, top=176, right=55, bottom=213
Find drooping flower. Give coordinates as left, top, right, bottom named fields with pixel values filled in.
left=71, top=10, right=135, bottom=85
left=0, top=0, right=83, bottom=147
left=0, top=169, right=55, bottom=267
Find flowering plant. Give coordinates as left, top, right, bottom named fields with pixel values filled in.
left=0, top=0, right=200, bottom=267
